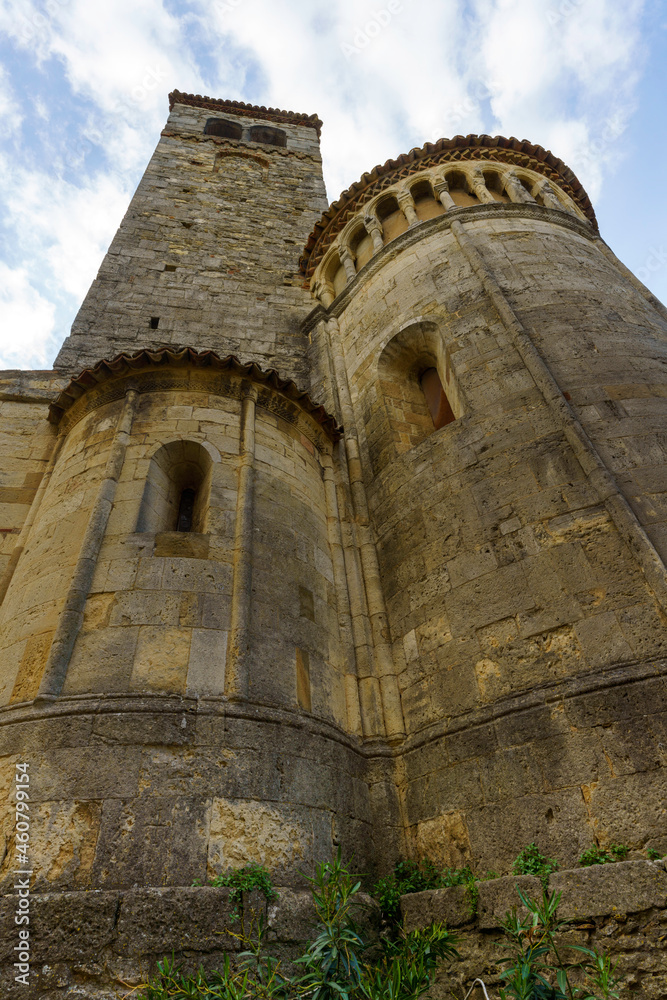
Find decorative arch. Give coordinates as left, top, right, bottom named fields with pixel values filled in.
left=369, top=321, right=463, bottom=466
left=213, top=148, right=270, bottom=182
left=407, top=177, right=446, bottom=221
left=136, top=439, right=214, bottom=533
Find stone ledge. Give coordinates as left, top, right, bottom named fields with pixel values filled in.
left=550, top=860, right=667, bottom=920
left=0, top=884, right=380, bottom=999
left=400, top=859, right=667, bottom=931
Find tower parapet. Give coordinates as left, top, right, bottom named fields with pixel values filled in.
left=55, top=93, right=328, bottom=385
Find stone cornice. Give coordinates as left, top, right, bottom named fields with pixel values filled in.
left=48, top=347, right=342, bottom=443
left=169, top=90, right=323, bottom=137
left=300, top=134, right=597, bottom=276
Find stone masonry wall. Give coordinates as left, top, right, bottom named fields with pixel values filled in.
left=313, top=206, right=667, bottom=867
left=55, top=101, right=328, bottom=383
left=0, top=701, right=381, bottom=896
left=402, top=859, right=667, bottom=1000
left=469, top=215, right=667, bottom=564
left=0, top=376, right=63, bottom=590
left=0, top=860, right=664, bottom=999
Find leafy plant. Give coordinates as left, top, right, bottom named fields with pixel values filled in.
left=497, top=885, right=621, bottom=1000
left=373, top=859, right=444, bottom=923
left=512, top=843, right=560, bottom=885
left=646, top=847, right=663, bottom=861
left=295, top=849, right=366, bottom=1000
left=578, top=845, right=628, bottom=868
left=372, top=858, right=495, bottom=926
left=140, top=851, right=458, bottom=1000
left=358, top=925, right=459, bottom=1000
left=193, top=861, right=278, bottom=923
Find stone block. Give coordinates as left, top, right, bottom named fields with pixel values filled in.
left=401, top=885, right=473, bottom=931
left=476, top=874, right=542, bottom=929
left=130, top=626, right=191, bottom=694
left=550, top=861, right=667, bottom=920
left=14, top=890, right=119, bottom=962
left=267, top=887, right=316, bottom=942
left=92, top=795, right=208, bottom=889
left=115, top=886, right=236, bottom=956
left=154, top=531, right=210, bottom=559
left=187, top=628, right=227, bottom=695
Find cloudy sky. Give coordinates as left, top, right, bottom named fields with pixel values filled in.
left=0, top=0, right=665, bottom=371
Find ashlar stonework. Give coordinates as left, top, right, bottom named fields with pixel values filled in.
left=0, top=92, right=666, bottom=996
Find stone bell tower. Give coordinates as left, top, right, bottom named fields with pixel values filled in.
left=55, top=92, right=329, bottom=384
left=0, top=94, right=391, bottom=896
left=0, top=93, right=666, bottom=927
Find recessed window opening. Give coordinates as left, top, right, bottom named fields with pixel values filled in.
left=349, top=224, right=373, bottom=270
left=483, top=171, right=510, bottom=203
left=248, top=124, right=286, bottom=147
left=446, top=171, right=479, bottom=207
left=136, top=440, right=213, bottom=534
left=327, top=252, right=347, bottom=298
left=204, top=117, right=243, bottom=140
left=420, top=368, right=456, bottom=429
left=376, top=196, right=408, bottom=242
left=177, top=487, right=196, bottom=532
left=410, top=179, right=446, bottom=221
left=519, top=176, right=535, bottom=199
left=150, top=317, right=160, bottom=330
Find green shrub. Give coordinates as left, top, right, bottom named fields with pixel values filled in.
left=372, top=859, right=498, bottom=926
left=498, top=885, right=621, bottom=1000
left=193, top=861, right=278, bottom=923
left=512, top=843, right=560, bottom=883
left=579, top=844, right=629, bottom=867
left=141, top=850, right=458, bottom=1000
left=372, top=859, right=444, bottom=923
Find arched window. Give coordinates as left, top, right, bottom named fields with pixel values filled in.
left=247, top=124, right=287, bottom=147
left=369, top=323, right=463, bottom=468
left=482, top=171, right=510, bottom=203
left=375, top=195, right=408, bottom=243
left=204, top=118, right=243, bottom=140
left=444, top=170, right=479, bottom=207
left=136, top=440, right=213, bottom=533
left=349, top=223, right=373, bottom=270
left=409, top=179, right=446, bottom=221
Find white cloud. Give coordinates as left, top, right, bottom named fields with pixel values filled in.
left=0, top=0, right=653, bottom=369
left=0, top=264, right=57, bottom=369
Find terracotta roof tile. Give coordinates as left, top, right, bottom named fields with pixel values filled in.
left=49, top=347, right=342, bottom=441
left=168, top=91, right=323, bottom=137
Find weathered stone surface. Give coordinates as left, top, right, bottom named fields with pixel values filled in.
left=401, top=884, right=472, bottom=931
left=27, top=891, right=120, bottom=962
left=549, top=860, right=667, bottom=920
left=1, top=94, right=667, bottom=997
left=115, top=886, right=236, bottom=955
left=476, top=875, right=542, bottom=929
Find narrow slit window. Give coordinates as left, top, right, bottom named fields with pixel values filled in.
left=176, top=488, right=196, bottom=532
left=420, top=368, right=455, bottom=429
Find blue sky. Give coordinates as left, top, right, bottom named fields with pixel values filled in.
left=0, top=0, right=665, bottom=370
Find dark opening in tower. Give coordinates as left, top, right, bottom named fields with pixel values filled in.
left=420, top=368, right=456, bottom=429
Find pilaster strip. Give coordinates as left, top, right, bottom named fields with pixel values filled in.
left=224, top=386, right=257, bottom=701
